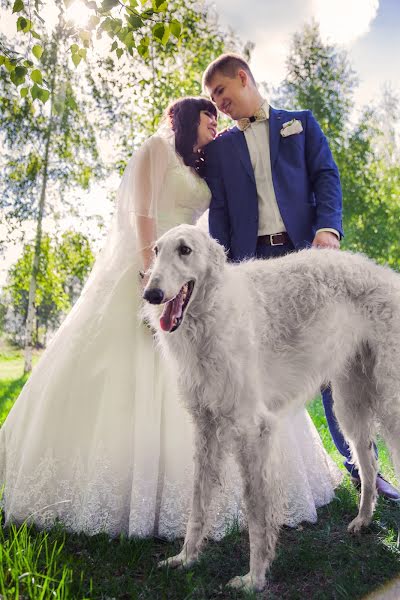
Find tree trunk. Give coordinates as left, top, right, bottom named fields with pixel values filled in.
left=23, top=43, right=57, bottom=374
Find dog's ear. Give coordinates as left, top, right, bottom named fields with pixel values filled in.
left=208, top=236, right=226, bottom=271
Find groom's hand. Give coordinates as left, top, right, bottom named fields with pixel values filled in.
left=312, top=231, right=340, bottom=250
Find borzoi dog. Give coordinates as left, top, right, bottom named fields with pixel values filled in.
left=142, top=224, right=400, bottom=592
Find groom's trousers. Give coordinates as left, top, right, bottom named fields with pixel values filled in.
left=255, top=236, right=375, bottom=478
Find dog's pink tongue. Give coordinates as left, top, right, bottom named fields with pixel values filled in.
left=160, top=291, right=183, bottom=332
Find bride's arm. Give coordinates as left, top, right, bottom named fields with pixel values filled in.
left=133, top=137, right=169, bottom=279
left=136, top=215, right=156, bottom=275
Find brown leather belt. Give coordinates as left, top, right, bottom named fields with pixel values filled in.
left=257, top=232, right=290, bottom=246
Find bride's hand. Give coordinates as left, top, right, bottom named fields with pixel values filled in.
left=139, top=270, right=150, bottom=290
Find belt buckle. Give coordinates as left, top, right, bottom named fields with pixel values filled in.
left=270, top=233, right=284, bottom=246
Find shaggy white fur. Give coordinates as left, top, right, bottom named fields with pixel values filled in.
left=143, top=224, right=400, bottom=592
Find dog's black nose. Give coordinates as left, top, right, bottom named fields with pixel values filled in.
left=143, top=288, right=164, bottom=304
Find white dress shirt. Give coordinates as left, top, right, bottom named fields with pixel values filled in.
left=244, top=100, right=285, bottom=236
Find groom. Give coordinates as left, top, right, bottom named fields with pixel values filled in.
left=202, top=53, right=400, bottom=500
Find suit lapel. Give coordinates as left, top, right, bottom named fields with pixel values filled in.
left=269, top=107, right=283, bottom=168
left=229, top=127, right=255, bottom=184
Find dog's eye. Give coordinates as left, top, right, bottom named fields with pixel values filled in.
left=179, top=245, right=192, bottom=256
left=153, top=245, right=158, bottom=256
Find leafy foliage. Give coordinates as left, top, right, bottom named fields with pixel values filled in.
left=273, top=22, right=400, bottom=270
left=338, top=110, right=400, bottom=269
left=87, top=0, right=237, bottom=169
left=1, top=0, right=183, bottom=102
left=0, top=21, right=101, bottom=245
left=5, top=231, right=94, bottom=346
left=274, top=21, right=358, bottom=153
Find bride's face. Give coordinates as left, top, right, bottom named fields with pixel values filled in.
left=195, top=109, right=217, bottom=150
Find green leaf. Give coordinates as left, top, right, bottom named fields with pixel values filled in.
left=30, top=30, right=41, bottom=39
left=20, top=86, right=29, bottom=97
left=17, top=16, right=27, bottom=31
left=12, top=0, right=24, bottom=13
left=116, top=24, right=128, bottom=39
left=152, top=22, right=165, bottom=41
left=88, top=15, right=100, bottom=29
left=152, top=22, right=163, bottom=39
left=122, top=30, right=134, bottom=45
left=38, top=88, right=50, bottom=103
left=23, top=59, right=34, bottom=67
left=111, top=40, right=118, bottom=51
left=127, top=12, right=143, bottom=28
left=137, top=43, right=149, bottom=58
left=72, top=53, right=82, bottom=67
left=4, top=58, right=16, bottom=72
left=161, top=24, right=170, bottom=44
left=154, top=0, right=166, bottom=8
left=16, top=16, right=32, bottom=32
left=30, top=69, right=43, bottom=84
left=140, top=8, right=153, bottom=17
left=70, top=43, right=79, bottom=53
left=126, top=13, right=143, bottom=29
left=169, top=20, right=181, bottom=39
left=28, top=83, right=49, bottom=103
left=100, top=17, right=113, bottom=32
left=32, top=44, right=43, bottom=60
left=0, top=55, right=5, bottom=66
left=66, top=96, right=78, bottom=110
left=78, top=48, right=87, bottom=59
left=79, top=30, right=91, bottom=48
left=30, top=83, right=40, bottom=100
left=15, top=65, right=27, bottom=78
left=116, top=47, right=123, bottom=59
left=101, top=0, right=119, bottom=10
left=10, top=66, right=27, bottom=85
left=128, top=0, right=137, bottom=6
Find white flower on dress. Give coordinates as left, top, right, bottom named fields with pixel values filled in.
left=280, top=119, right=303, bottom=137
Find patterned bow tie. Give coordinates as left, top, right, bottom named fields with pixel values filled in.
left=236, top=107, right=268, bottom=131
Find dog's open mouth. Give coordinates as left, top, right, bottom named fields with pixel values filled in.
left=160, top=281, right=195, bottom=333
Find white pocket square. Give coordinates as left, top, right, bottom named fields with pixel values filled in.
left=280, top=119, right=303, bottom=137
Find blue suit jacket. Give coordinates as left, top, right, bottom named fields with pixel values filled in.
left=204, top=107, right=343, bottom=261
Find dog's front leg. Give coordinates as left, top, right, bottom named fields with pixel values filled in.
left=158, top=409, right=223, bottom=570
left=228, top=419, right=283, bottom=592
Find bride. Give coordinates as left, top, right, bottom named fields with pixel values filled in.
left=0, top=97, right=341, bottom=540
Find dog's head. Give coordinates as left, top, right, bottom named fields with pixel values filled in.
left=143, top=224, right=226, bottom=333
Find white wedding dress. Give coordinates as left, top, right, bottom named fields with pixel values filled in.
left=0, top=131, right=342, bottom=540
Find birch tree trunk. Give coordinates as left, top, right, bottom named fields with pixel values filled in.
left=23, top=44, right=57, bottom=374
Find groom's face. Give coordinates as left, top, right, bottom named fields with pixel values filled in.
left=206, top=70, right=251, bottom=120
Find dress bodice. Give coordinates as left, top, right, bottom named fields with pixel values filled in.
left=155, top=141, right=211, bottom=236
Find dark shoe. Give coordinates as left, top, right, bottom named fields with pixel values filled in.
left=351, top=473, right=400, bottom=501
left=376, top=474, right=400, bottom=500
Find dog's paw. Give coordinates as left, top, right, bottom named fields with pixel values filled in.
left=158, top=552, right=197, bottom=570
left=347, top=514, right=371, bottom=534
left=227, top=572, right=266, bottom=592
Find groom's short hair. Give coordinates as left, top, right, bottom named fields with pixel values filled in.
left=202, top=54, right=256, bottom=91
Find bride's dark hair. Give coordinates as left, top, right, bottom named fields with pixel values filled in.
left=165, top=96, right=217, bottom=175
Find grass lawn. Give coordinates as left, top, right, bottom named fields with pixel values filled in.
left=0, top=344, right=399, bottom=599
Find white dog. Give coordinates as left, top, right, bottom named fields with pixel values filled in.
left=143, top=224, right=400, bottom=592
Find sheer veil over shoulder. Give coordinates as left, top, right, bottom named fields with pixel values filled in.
left=0, top=124, right=341, bottom=540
